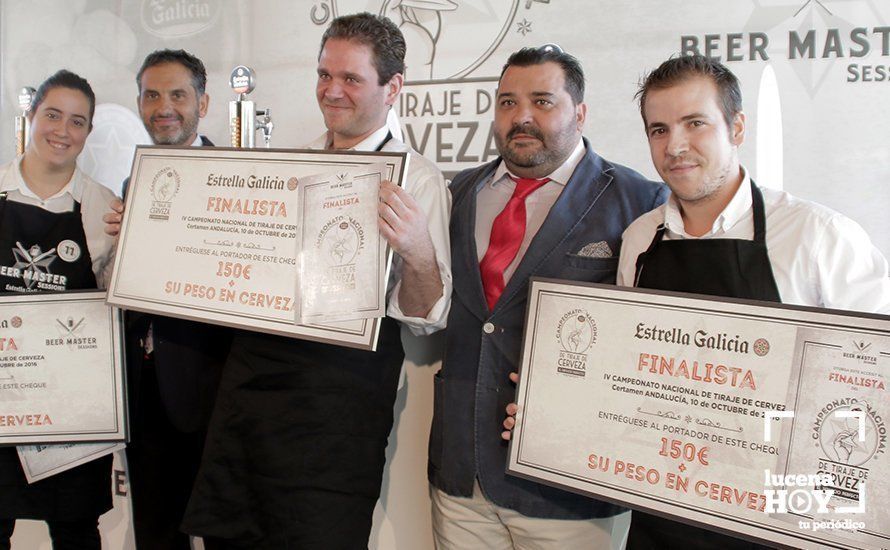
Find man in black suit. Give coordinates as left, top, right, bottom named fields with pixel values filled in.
left=106, top=49, right=231, bottom=550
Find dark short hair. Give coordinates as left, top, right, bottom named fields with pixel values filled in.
left=31, top=70, right=96, bottom=128
left=319, top=12, right=405, bottom=85
left=636, top=54, right=742, bottom=128
left=499, top=44, right=585, bottom=104
left=136, top=49, right=207, bottom=95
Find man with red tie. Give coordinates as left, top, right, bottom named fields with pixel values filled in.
left=428, top=45, right=668, bottom=549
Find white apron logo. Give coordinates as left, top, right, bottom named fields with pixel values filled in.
left=11, top=243, right=62, bottom=290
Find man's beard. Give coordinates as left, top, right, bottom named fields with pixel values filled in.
left=150, top=112, right=199, bottom=146
left=495, top=123, right=573, bottom=169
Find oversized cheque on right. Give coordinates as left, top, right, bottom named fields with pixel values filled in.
left=508, top=280, right=890, bottom=550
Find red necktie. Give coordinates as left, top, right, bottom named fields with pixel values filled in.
left=480, top=175, right=550, bottom=311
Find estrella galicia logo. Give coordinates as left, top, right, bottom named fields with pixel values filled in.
left=752, top=338, right=770, bottom=357
left=141, top=0, right=220, bottom=39
left=149, top=167, right=181, bottom=221
left=555, top=309, right=597, bottom=378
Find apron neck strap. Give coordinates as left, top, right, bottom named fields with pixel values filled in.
left=374, top=131, right=393, bottom=153
left=749, top=180, right=767, bottom=244
left=633, top=224, right=667, bottom=286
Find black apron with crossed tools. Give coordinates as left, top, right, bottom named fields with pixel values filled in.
left=0, top=194, right=112, bottom=520
left=627, top=181, right=779, bottom=550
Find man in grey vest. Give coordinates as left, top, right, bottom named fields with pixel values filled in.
left=429, top=45, right=667, bottom=548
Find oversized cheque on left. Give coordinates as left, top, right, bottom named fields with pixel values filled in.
left=0, top=291, right=125, bottom=445
left=106, top=146, right=408, bottom=348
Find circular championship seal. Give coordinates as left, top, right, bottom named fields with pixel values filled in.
left=557, top=310, right=597, bottom=354
left=753, top=338, right=770, bottom=357
left=817, top=403, right=882, bottom=466
left=57, top=240, right=81, bottom=262
left=11, top=316, right=22, bottom=328
left=151, top=167, right=181, bottom=202
left=287, top=177, right=299, bottom=191
left=318, top=217, right=364, bottom=266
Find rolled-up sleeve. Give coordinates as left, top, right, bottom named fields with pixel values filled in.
left=386, top=154, right=452, bottom=335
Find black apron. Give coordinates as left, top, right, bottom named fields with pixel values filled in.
left=184, top=133, right=406, bottom=548
left=0, top=194, right=113, bottom=520
left=627, top=181, right=778, bottom=550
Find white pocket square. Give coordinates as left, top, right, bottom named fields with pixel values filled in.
left=576, top=241, right=612, bottom=258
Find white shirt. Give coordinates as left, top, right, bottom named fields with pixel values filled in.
left=308, top=125, right=452, bottom=335
left=476, top=138, right=586, bottom=285
left=0, top=158, right=117, bottom=288
left=617, top=169, right=890, bottom=314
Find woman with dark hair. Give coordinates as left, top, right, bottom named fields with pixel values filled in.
left=0, top=69, right=117, bottom=550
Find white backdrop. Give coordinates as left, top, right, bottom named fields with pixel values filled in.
left=2, top=1, right=889, bottom=548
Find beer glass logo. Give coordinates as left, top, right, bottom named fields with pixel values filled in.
left=56, top=316, right=86, bottom=338
left=844, top=339, right=878, bottom=365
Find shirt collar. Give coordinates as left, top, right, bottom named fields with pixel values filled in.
left=318, top=125, right=390, bottom=152
left=191, top=135, right=203, bottom=147
left=663, top=166, right=751, bottom=238
left=0, top=157, right=82, bottom=202
left=490, top=138, right=586, bottom=189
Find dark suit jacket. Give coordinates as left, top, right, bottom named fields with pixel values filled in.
left=428, top=139, right=669, bottom=519
left=124, top=135, right=232, bottom=434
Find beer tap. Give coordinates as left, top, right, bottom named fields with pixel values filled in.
left=14, top=87, right=36, bottom=156
left=228, top=66, right=274, bottom=148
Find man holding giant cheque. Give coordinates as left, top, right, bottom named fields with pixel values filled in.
left=620, top=54, right=890, bottom=548
left=178, top=13, right=451, bottom=549
left=101, top=13, right=448, bottom=547
left=505, top=54, right=890, bottom=550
